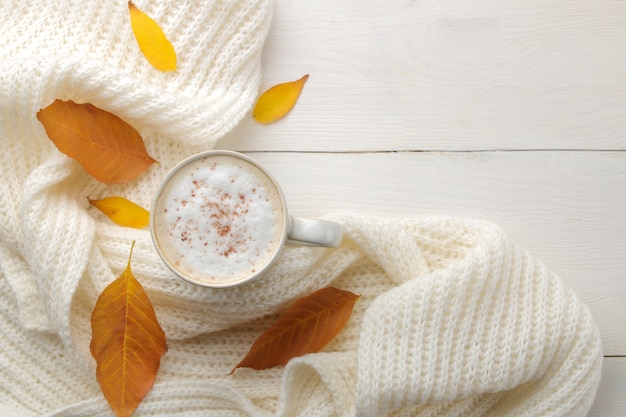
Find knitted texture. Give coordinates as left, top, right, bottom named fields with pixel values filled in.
left=0, top=1, right=602, bottom=417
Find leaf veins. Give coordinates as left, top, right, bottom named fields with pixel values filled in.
left=37, top=100, right=157, bottom=184
left=232, top=286, right=359, bottom=373
left=90, top=242, right=167, bottom=417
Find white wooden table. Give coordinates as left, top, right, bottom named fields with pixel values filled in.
left=217, top=1, right=626, bottom=415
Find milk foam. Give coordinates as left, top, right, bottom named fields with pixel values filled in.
left=153, top=154, right=284, bottom=284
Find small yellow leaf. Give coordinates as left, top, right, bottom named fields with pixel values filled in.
left=128, top=1, right=176, bottom=72
left=89, top=196, right=150, bottom=229
left=252, top=74, right=309, bottom=124
left=91, top=242, right=167, bottom=417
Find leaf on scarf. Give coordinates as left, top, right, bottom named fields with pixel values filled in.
left=91, top=242, right=167, bottom=417
left=89, top=196, right=150, bottom=229
left=129, top=1, right=177, bottom=72
left=252, top=74, right=309, bottom=124
left=232, top=287, right=359, bottom=373
left=36, top=99, right=157, bottom=184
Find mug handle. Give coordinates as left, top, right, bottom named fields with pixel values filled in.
left=287, top=217, right=343, bottom=247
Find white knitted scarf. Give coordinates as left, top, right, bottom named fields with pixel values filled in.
left=0, top=1, right=602, bottom=416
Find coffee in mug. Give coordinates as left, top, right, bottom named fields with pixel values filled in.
left=150, top=151, right=342, bottom=288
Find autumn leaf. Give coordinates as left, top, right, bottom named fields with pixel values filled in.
left=89, top=196, right=150, bottom=229
left=232, top=287, right=359, bottom=373
left=36, top=100, right=157, bottom=184
left=91, top=242, right=167, bottom=417
left=128, top=1, right=177, bottom=72
left=252, top=74, right=309, bottom=124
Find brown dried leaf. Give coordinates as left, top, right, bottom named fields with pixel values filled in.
left=91, top=242, right=167, bottom=417
left=36, top=100, right=157, bottom=184
left=232, top=287, right=359, bottom=373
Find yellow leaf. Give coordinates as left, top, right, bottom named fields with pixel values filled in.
left=252, top=74, right=309, bottom=124
left=89, top=196, right=149, bottom=229
left=91, top=242, right=167, bottom=417
left=36, top=100, right=157, bottom=184
left=128, top=1, right=176, bottom=72
left=232, top=287, right=359, bottom=373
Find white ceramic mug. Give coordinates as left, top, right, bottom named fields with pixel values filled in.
left=150, top=150, right=342, bottom=288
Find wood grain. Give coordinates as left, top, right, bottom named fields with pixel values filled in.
left=211, top=150, right=626, bottom=355
left=218, top=0, right=626, bottom=152
left=215, top=0, right=626, bottom=414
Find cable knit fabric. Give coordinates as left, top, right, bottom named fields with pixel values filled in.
left=0, top=1, right=602, bottom=417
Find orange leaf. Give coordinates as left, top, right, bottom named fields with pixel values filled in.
left=91, top=242, right=167, bottom=417
left=88, top=196, right=150, bottom=229
left=252, top=74, right=309, bottom=124
left=129, top=1, right=177, bottom=72
left=232, top=287, right=359, bottom=373
left=36, top=100, right=157, bottom=184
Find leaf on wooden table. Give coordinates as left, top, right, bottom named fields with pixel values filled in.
left=252, top=74, right=309, bottom=124
left=232, top=287, right=359, bottom=373
left=91, top=242, right=167, bottom=417
left=89, top=196, right=150, bottom=229
left=128, top=1, right=177, bottom=72
left=36, top=99, right=157, bottom=184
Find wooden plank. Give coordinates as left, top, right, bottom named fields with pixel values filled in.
left=589, top=357, right=626, bottom=417
left=220, top=150, right=626, bottom=354
left=212, top=1, right=626, bottom=412
left=218, top=0, right=626, bottom=152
